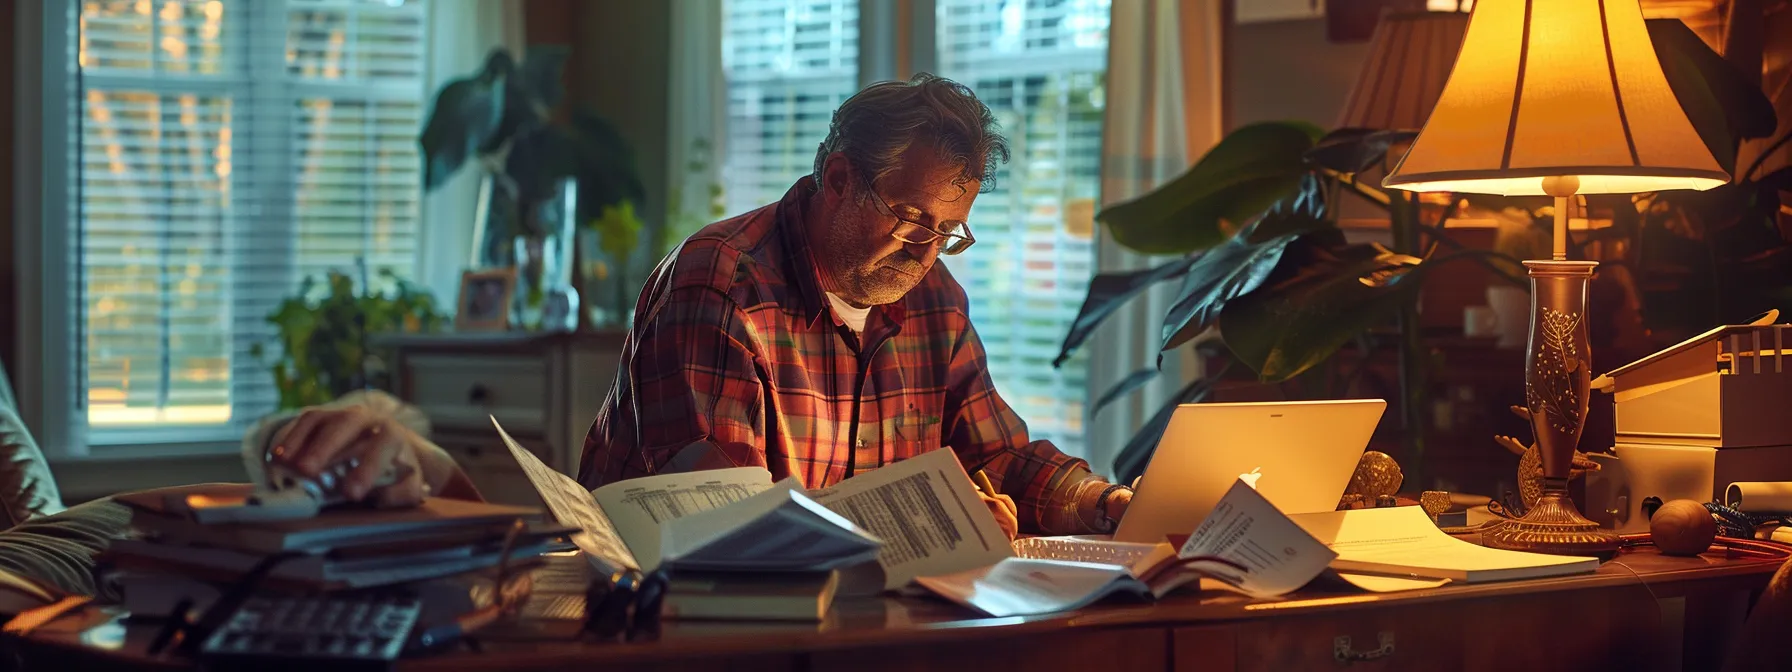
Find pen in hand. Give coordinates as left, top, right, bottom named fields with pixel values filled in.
left=971, top=469, right=997, bottom=495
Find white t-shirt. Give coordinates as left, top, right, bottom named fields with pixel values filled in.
left=825, top=292, right=872, bottom=333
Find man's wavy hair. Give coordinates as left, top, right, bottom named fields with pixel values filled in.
left=812, top=72, right=1010, bottom=199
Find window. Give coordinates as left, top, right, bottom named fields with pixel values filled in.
left=935, top=0, right=1108, bottom=458
left=66, top=0, right=427, bottom=441
left=714, top=0, right=1107, bottom=458
left=720, top=0, right=859, bottom=216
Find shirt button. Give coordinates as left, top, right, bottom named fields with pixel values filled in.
left=856, top=438, right=866, bottom=449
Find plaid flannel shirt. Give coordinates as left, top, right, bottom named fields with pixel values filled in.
left=579, top=179, right=1094, bottom=533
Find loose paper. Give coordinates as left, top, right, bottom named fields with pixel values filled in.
left=914, top=558, right=1147, bottom=618
left=493, top=418, right=639, bottom=573
left=807, top=448, right=1014, bottom=590
left=1289, top=506, right=1598, bottom=583
left=1178, top=479, right=1338, bottom=597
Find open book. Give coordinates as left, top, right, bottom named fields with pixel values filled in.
left=494, top=418, right=1011, bottom=590
left=916, top=479, right=1338, bottom=617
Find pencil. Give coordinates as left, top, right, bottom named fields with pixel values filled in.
left=972, top=470, right=997, bottom=495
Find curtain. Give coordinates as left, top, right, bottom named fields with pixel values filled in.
left=417, top=0, right=527, bottom=308
left=665, top=0, right=729, bottom=255
left=1086, top=0, right=1227, bottom=477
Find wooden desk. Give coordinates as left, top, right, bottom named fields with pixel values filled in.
left=6, top=549, right=1781, bottom=672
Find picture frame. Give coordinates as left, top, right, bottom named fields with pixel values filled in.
left=456, top=268, right=516, bottom=332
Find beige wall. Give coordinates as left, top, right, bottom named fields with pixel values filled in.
left=1227, top=17, right=1372, bottom=131
left=539, top=0, right=674, bottom=242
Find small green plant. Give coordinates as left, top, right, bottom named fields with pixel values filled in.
left=249, top=268, right=448, bottom=410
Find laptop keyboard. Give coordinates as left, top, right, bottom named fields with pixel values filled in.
left=1010, top=537, right=1160, bottom=567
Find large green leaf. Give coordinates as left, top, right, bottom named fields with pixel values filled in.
left=1156, top=187, right=1333, bottom=353
left=419, top=50, right=513, bottom=190
left=1097, top=121, right=1325, bottom=255
left=1051, top=255, right=1197, bottom=368
left=1219, top=239, right=1423, bottom=382
left=1243, top=174, right=1333, bottom=243
left=1159, top=232, right=1299, bottom=352
left=1090, top=368, right=1160, bottom=418
left=1647, top=18, right=1777, bottom=174
left=1305, top=128, right=1418, bottom=175
left=1111, top=359, right=1232, bottom=487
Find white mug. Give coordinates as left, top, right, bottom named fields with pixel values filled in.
left=1464, top=306, right=1500, bottom=338
left=1485, top=285, right=1530, bottom=349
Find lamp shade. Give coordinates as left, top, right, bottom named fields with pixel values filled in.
left=1337, top=11, right=1470, bottom=130
left=1383, top=0, right=1730, bottom=195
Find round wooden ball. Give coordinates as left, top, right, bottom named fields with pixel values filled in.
left=1650, top=499, right=1718, bottom=556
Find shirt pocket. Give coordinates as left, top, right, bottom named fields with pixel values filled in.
left=893, top=402, right=944, bottom=449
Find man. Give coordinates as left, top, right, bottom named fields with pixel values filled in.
left=578, top=73, right=1131, bottom=538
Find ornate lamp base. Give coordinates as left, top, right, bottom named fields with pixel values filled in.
left=1481, top=258, right=1620, bottom=557
left=1484, top=481, right=1619, bottom=556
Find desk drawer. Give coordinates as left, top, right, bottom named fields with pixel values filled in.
left=403, top=353, right=549, bottom=434
left=1233, top=603, right=1459, bottom=671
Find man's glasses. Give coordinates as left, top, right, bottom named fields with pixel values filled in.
left=862, top=182, right=976, bottom=255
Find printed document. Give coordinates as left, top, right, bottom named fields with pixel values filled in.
left=497, top=418, right=1010, bottom=588
left=919, top=478, right=1336, bottom=617
left=807, top=447, right=1014, bottom=590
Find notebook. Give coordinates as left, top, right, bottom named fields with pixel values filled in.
left=1289, top=506, right=1600, bottom=583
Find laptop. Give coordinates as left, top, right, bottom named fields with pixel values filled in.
left=1110, top=399, right=1387, bottom=544
left=1011, top=399, right=1386, bottom=563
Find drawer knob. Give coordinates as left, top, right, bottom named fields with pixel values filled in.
left=468, top=384, right=490, bottom=405
left=1333, top=632, right=1394, bottom=665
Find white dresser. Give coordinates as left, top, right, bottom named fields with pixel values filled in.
left=377, top=331, right=627, bottom=508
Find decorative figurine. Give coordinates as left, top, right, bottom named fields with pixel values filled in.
left=1494, top=405, right=1602, bottom=511
left=1649, top=499, right=1717, bottom=556
left=1338, top=451, right=1403, bottom=509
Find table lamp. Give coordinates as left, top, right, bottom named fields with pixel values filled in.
left=1336, top=11, right=1470, bottom=132
left=1384, top=0, right=1730, bottom=555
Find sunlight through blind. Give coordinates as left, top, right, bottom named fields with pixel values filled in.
left=720, top=0, right=859, bottom=216
left=936, top=0, right=1108, bottom=458
left=69, top=0, right=426, bottom=436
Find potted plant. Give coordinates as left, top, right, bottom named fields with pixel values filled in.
left=250, top=266, right=448, bottom=410
left=417, top=46, right=646, bottom=329
left=1060, top=19, right=1783, bottom=486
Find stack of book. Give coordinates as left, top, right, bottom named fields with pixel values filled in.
left=104, top=484, right=572, bottom=616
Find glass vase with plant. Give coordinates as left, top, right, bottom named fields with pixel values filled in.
left=417, top=46, right=645, bottom=330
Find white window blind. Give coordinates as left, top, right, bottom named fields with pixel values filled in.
left=720, top=0, right=859, bottom=216
left=936, top=0, right=1108, bottom=458
left=69, top=0, right=426, bottom=439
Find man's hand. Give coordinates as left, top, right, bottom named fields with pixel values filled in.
left=1103, top=486, right=1133, bottom=525
left=267, top=405, right=446, bottom=508
left=980, top=490, right=1019, bottom=541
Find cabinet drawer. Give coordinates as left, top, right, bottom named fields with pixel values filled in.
left=403, top=354, right=549, bottom=434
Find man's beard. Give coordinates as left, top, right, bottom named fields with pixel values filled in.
left=821, top=206, right=927, bottom=306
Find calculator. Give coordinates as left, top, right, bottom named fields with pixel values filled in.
left=198, top=593, right=422, bottom=670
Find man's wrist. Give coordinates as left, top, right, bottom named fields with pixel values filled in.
left=1092, top=483, right=1129, bottom=531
